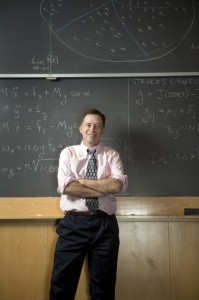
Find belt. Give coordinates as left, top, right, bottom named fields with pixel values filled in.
left=64, top=210, right=108, bottom=216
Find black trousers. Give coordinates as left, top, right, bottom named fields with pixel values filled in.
left=49, top=213, right=119, bottom=300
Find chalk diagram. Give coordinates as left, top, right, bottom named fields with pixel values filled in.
left=40, top=0, right=195, bottom=62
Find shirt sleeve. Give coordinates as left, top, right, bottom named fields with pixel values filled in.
left=110, top=150, right=128, bottom=193
left=57, top=148, right=76, bottom=195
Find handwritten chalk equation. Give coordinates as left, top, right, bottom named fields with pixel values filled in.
left=1, top=158, right=58, bottom=180
left=149, top=146, right=199, bottom=165
left=31, top=54, right=58, bottom=71
left=0, top=85, right=91, bottom=101
left=130, top=78, right=199, bottom=140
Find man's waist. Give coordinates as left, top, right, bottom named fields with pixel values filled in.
left=60, top=195, right=116, bottom=215
left=64, top=209, right=109, bottom=216
left=64, top=209, right=108, bottom=216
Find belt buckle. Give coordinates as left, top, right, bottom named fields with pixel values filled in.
left=90, top=211, right=98, bottom=215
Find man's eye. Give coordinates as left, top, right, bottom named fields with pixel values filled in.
left=96, top=124, right=103, bottom=129
left=85, top=124, right=102, bottom=128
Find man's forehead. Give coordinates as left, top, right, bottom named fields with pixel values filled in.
left=83, top=114, right=103, bottom=123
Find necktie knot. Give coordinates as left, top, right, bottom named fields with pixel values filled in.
left=87, top=149, right=96, bottom=155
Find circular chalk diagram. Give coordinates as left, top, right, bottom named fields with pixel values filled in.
left=40, top=0, right=195, bottom=62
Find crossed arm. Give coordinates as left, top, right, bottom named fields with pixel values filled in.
left=64, top=177, right=123, bottom=198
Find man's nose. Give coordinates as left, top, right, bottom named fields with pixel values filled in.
left=90, top=124, right=95, bottom=131
left=91, top=127, right=95, bottom=132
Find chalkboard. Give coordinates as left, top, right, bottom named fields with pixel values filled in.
left=0, top=78, right=129, bottom=196
left=1, top=0, right=199, bottom=76
left=1, top=77, right=199, bottom=196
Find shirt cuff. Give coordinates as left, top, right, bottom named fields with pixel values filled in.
left=57, top=177, right=76, bottom=195
left=112, top=174, right=128, bottom=193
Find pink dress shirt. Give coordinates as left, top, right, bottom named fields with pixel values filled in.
left=57, top=141, right=128, bottom=215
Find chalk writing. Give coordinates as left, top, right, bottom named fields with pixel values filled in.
left=0, top=78, right=129, bottom=196
left=149, top=146, right=199, bottom=165
left=0, top=0, right=199, bottom=76
left=40, top=0, right=195, bottom=63
left=131, top=78, right=199, bottom=140
left=127, top=76, right=199, bottom=195
left=1, top=77, right=199, bottom=196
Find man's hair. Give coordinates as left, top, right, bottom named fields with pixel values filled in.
left=80, top=108, right=106, bottom=127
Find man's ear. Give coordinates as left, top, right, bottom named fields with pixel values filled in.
left=79, top=125, right=82, bottom=134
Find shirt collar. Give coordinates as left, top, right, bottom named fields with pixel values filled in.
left=80, top=141, right=102, bottom=155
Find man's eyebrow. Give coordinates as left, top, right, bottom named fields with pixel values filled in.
left=84, top=122, right=102, bottom=125
left=84, top=122, right=103, bottom=127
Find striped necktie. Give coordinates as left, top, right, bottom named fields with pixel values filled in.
left=85, top=149, right=99, bottom=212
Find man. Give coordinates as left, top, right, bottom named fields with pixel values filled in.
left=50, top=108, right=128, bottom=300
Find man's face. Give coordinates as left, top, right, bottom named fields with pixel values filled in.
left=79, top=114, right=104, bottom=148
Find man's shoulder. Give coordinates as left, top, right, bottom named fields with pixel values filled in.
left=60, top=144, right=81, bottom=155
left=99, top=144, right=118, bottom=155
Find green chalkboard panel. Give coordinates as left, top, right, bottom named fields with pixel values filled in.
left=0, top=78, right=129, bottom=196
left=1, top=0, right=199, bottom=76
left=1, top=77, right=199, bottom=196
